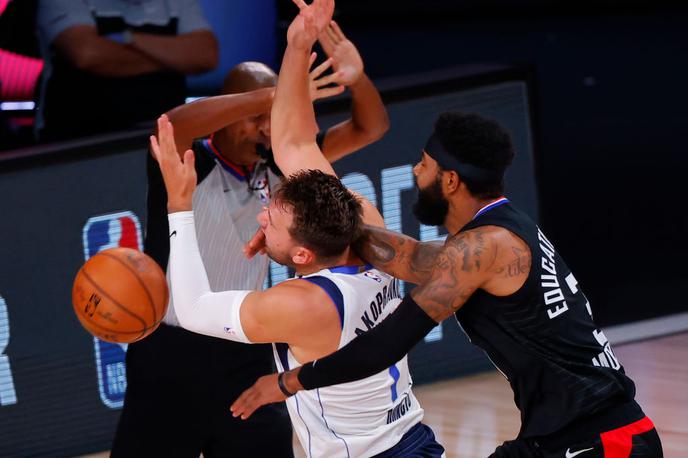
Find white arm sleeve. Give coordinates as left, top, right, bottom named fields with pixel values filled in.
left=167, top=211, right=252, bottom=343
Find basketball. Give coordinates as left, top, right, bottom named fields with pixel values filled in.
left=72, top=247, right=169, bottom=343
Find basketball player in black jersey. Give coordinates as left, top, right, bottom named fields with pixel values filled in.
left=233, top=112, right=664, bottom=457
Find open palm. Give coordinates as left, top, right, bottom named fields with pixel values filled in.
left=319, top=21, right=363, bottom=86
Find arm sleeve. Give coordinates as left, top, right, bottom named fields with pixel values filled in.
left=37, top=0, right=94, bottom=45
left=167, top=211, right=252, bottom=342
left=297, top=294, right=438, bottom=390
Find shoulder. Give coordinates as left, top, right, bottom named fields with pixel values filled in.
left=259, top=279, right=337, bottom=313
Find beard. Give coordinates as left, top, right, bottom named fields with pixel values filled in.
left=412, top=176, right=449, bottom=226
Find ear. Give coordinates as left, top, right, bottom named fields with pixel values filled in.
left=291, top=246, right=316, bottom=266
left=444, top=170, right=461, bottom=194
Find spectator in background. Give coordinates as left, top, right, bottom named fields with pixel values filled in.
left=35, top=0, right=218, bottom=142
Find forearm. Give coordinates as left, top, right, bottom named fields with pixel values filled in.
left=272, top=44, right=319, bottom=159
left=164, top=88, right=274, bottom=152
left=292, top=294, right=438, bottom=391
left=353, top=225, right=443, bottom=284
left=167, top=211, right=252, bottom=342
left=73, top=39, right=163, bottom=76
left=132, top=30, right=218, bottom=74
left=347, top=74, right=389, bottom=140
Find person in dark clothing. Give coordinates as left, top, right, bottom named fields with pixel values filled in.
left=233, top=111, right=663, bottom=458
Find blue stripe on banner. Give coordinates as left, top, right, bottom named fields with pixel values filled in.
left=303, top=276, right=344, bottom=329
left=316, top=389, right=351, bottom=458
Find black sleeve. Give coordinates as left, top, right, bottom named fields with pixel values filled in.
left=297, top=294, right=438, bottom=390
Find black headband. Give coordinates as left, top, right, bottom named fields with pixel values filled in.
left=424, top=133, right=503, bottom=185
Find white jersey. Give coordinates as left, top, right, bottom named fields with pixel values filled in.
left=273, top=265, right=424, bottom=458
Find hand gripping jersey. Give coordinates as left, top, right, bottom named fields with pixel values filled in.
left=274, top=266, right=424, bottom=458
left=456, top=200, right=639, bottom=438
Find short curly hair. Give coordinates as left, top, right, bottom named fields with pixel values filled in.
left=274, top=169, right=363, bottom=261
left=434, top=112, right=515, bottom=198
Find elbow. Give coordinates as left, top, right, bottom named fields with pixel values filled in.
left=358, top=114, right=390, bottom=146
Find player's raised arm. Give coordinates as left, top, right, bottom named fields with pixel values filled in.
left=317, top=21, right=390, bottom=163
left=271, top=0, right=336, bottom=177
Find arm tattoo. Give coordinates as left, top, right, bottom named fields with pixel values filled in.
left=410, top=228, right=494, bottom=322
left=353, top=225, right=443, bottom=284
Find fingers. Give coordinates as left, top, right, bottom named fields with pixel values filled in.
left=230, top=387, right=259, bottom=420
left=330, top=20, right=345, bottom=41
left=326, top=23, right=340, bottom=45
left=314, top=84, right=345, bottom=100
left=308, top=51, right=317, bottom=69
left=291, top=0, right=308, bottom=9
left=182, top=149, right=195, bottom=174
left=318, top=26, right=335, bottom=55
left=149, top=135, right=160, bottom=162
left=312, top=68, right=340, bottom=87
left=309, top=57, right=333, bottom=80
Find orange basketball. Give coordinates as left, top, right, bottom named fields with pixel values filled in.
left=72, top=247, right=169, bottom=343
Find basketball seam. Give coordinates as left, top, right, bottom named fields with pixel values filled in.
left=80, top=268, right=149, bottom=341
left=99, top=251, right=159, bottom=325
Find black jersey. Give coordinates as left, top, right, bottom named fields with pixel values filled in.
left=456, top=200, right=638, bottom=438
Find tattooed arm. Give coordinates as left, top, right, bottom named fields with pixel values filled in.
left=230, top=226, right=532, bottom=419
left=352, top=225, right=445, bottom=284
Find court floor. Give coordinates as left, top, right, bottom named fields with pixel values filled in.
left=81, top=332, right=687, bottom=457
left=414, top=332, right=688, bottom=457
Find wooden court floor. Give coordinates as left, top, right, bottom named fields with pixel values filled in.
left=414, top=332, right=688, bottom=458
left=82, top=333, right=687, bottom=458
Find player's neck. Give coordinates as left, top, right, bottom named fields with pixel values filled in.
left=295, top=247, right=362, bottom=277
left=444, top=196, right=504, bottom=234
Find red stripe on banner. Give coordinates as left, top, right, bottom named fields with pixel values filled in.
left=118, top=218, right=140, bottom=250
left=0, top=50, right=43, bottom=100
left=601, top=416, right=655, bottom=458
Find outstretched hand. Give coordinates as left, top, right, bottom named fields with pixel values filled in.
left=318, top=21, right=363, bottom=86
left=230, top=373, right=287, bottom=420
left=287, top=0, right=335, bottom=50
left=150, top=115, right=196, bottom=213
left=308, top=52, right=345, bottom=101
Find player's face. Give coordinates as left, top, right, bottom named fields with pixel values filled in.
left=412, top=152, right=449, bottom=226
left=257, top=201, right=298, bottom=267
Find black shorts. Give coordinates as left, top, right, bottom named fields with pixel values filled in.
left=491, top=402, right=663, bottom=458
left=111, top=323, right=293, bottom=458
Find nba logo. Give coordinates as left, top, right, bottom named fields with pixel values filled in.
left=82, top=211, right=143, bottom=409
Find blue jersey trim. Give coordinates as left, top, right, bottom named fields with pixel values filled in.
left=316, top=388, right=351, bottom=458
left=328, top=264, right=373, bottom=274
left=473, top=197, right=509, bottom=220
left=202, top=138, right=248, bottom=181
left=303, top=276, right=345, bottom=329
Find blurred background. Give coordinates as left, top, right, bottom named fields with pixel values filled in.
left=0, top=0, right=686, bottom=456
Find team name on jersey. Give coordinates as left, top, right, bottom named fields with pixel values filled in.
left=386, top=392, right=413, bottom=424
left=355, top=278, right=402, bottom=336
left=538, top=228, right=571, bottom=319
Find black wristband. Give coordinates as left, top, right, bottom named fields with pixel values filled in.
left=298, top=294, right=438, bottom=390
left=277, top=372, right=295, bottom=397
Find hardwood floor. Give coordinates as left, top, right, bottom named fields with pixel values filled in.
left=414, top=332, right=688, bottom=457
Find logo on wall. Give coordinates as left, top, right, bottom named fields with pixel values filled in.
left=82, top=211, right=143, bottom=409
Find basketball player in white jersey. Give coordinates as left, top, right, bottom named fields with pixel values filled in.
left=149, top=1, right=445, bottom=456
